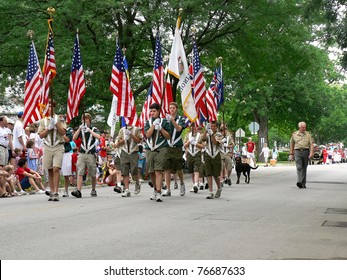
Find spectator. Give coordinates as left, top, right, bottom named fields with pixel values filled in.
left=3, top=165, right=27, bottom=195
left=26, top=139, right=38, bottom=171
left=6, top=118, right=16, bottom=168
left=15, top=158, right=46, bottom=193
left=0, top=116, right=10, bottom=167
left=13, top=111, right=26, bottom=156
left=61, top=126, right=73, bottom=197
left=260, top=143, right=270, bottom=167
left=246, top=137, right=256, bottom=166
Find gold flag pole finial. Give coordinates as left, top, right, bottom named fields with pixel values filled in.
left=191, top=26, right=197, bottom=38
left=178, top=7, right=183, bottom=16
left=27, top=30, right=34, bottom=40
left=177, top=8, right=183, bottom=28
left=47, top=7, right=56, bottom=19
left=216, top=56, right=223, bottom=65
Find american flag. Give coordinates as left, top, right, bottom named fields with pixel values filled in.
left=41, top=19, right=56, bottom=116
left=206, top=73, right=218, bottom=121
left=139, top=84, right=153, bottom=130
left=151, top=33, right=164, bottom=109
left=192, top=41, right=207, bottom=121
left=122, top=55, right=138, bottom=126
left=23, top=41, right=43, bottom=128
left=67, top=33, right=86, bottom=124
left=110, top=40, right=133, bottom=118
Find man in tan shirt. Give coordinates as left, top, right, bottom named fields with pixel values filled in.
left=289, top=121, right=314, bottom=188
left=38, top=100, right=67, bottom=201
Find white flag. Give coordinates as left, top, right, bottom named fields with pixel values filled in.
left=168, top=19, right=197, bottom=122
left=107, top=94, right=119, bottom=137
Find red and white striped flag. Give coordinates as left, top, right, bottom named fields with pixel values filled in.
left=23, top=41, right=42, bottom=127
left=110, top=40, right=137, bottom=126
left=67, top=33, right=86, bottom=123
left=191, top=41, right=207, bottom=121
left=40, top=19, right=56, bottom=117
left=139, top=84, right=153, bottom=130
left=151, top=33, right=164, bottom=110
left=206, top=74, right=218, bottom=121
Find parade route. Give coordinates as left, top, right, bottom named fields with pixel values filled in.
left=1, top=163, right=347, bottom=260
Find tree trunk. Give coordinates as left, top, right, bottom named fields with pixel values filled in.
left=254, top=113, right=269, bottom=163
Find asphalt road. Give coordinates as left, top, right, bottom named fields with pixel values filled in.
left=1, top=162, right=347, bottom=260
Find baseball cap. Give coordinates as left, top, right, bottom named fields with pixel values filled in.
left=17, top=111, right=24, bottom=117
left=7, top=118, right=15, bottom=124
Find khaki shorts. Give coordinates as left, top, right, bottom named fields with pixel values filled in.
left=120, top=151, right=139, bottom=176
left=0, top=146, right=8, bottom=166
left=77, top=153, right=97, bottom=177
left=146, top=148, right=167, bottom=173
left=205, top=153, right=221, bottom=177
left=164, top=146, right=183, bottom=172
left=42, top=144, right=64, bottom=169
left=113, top=156, right=121, bottom=170
left=221, top=153, right=233, bottom=171
left=187, top=152, right=202, bottom=173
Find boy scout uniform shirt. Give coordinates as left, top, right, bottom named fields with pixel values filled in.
left=184, top=131, right=203, bottom=156
left=38, top=115, right=66, bottom=147
left=220, top=133, right=234, bottom=154
left=144, top=117, right=171, bottom=151
left=290, top=130, right=313, bottom=150
left=166, top=116, right=186, bottom=147
left=202, top=131, right=223, bottom=158
left=78, top=126, right=100, bottom=154
left=117, top=126, right=143, bottom=154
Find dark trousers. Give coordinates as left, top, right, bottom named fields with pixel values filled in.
left=294, top=149, right=309, bottom=185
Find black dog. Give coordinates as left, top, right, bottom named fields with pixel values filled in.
left=235, top=157, right=258, bottom=184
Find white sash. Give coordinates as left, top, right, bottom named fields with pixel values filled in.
left=168, top=116, right=182, bottom=147
left=81, top=127, right=97, bottom=153
left=205, top=133, right=220, bottom=158
left=121, top=126, right=138, bottom=155
left=188, top=132, right=201, bottom=156
left=220, top=135, right=231, bottom=154
left=44, top=116, right=61, bottom=147
left=146, top=118, right=165, bottom=151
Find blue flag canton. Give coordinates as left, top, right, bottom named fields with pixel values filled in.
left=46, top=30, right=55, bottom=57
left=192, top=42, right=202, bottom=76
left=26, top=43, right=39, bottom=81
left=71, top=36, right=83, bottom=72
left=154, top=33, right=163, bottom=70
left=215, top=67, right=224, bottom=109
left=114, top=42, right=125, bottom=72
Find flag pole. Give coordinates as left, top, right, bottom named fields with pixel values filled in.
left=75, top=28, right=86, bottom=126
left=216, top=56, right=225, bottom=137
left=47, top=7, right=55, bottom=118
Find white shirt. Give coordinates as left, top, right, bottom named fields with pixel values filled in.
left=30, top=132, right=44, bottom=149
left=262, top=147, right=270, bottom=158
left=0, top=127, right=9, bottom=147
left=13, top=119, right=25, bottom=149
